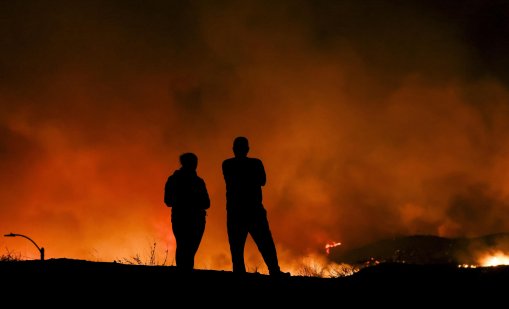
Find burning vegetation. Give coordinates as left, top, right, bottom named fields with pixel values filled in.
left=327, top=233, right=509, bottom=268
left=325, top=241, right=342, bottom=255
left=478, top=251, right=509, bottom=267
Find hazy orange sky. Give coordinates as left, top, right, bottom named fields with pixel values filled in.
left=1, top=0, right=509, bottom=272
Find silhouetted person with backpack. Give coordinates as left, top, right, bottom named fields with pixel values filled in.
left=164, top=152, right=210, bottom=271
left=222, top=137, right=289, bottom=277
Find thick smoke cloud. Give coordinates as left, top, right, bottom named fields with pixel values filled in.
left=1, top=0, right=509, bottom=271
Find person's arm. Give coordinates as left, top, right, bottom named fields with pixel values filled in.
left=222, top=160, right=231, bottom=185
left=164, top=176, right=174, bottom=207
left=201, top=179, right=211, bottom=210
left=258, top=159, right=266, bottom=186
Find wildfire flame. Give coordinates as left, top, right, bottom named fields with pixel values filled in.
left=479, top=251, right=509, bottom=267
left=458, top=264, right=477, bottom=269
left=325, top=241, right=341, bottom=255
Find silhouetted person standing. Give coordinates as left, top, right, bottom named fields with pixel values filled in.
left=222, top=137, right=289, bottom=277
left=164, top=152, right=210, bottom=271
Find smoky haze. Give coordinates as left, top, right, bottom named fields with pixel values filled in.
left=1, top=0, right=509, bottom=271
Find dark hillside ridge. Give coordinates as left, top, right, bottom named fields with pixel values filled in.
left=330, top=233, right=509, bottom=265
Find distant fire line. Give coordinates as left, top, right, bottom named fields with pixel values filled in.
left=325, top=241, right=341, bottom=255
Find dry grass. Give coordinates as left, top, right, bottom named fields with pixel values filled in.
left=115, top=242, right=170, bottom=266
left=0, top=249, right=22, bottom=262
left=296, top=259, right=360, bottom=278
left=2, top=243, right=360, bottom=279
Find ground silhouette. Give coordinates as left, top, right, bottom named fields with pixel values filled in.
left=1, top=258, right=508, bottom=305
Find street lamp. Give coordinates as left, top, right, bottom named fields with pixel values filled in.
left=4, top=233, right=45, bottom=261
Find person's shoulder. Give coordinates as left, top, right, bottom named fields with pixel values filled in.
left=222, top=157, right=235, bottom=165
left=166, top=171, right=177, bottom=183
left=169, top=168, right=184, bottom=177
left=248, top=157, right=263, bottom=165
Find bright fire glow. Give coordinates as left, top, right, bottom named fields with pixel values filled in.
left=458, top=264, right=477, bottom=268
left=479, top=251, right=509, bottom=267
left=287, top=253, right=359, bottom=278
left=325, top=241, right=341, bottom=255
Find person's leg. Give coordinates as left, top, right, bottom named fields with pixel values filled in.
left=172, top=216, right=193, bottom=271
left=188, top=215, right=206, bottom=270
left=172, top=219, right=184, bottom=269
left=249, top=208, right=282, bottom=275
left=227, top=211, right=248, bottom=273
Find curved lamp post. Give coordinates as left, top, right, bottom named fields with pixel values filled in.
left=4, top=233, right=44, bottom=261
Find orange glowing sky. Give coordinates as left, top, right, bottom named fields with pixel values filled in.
left=2, top=1, right=509, bottom=272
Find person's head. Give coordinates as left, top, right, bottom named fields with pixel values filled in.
left=179, top=152, right=198, bottom=171
left=233, top=136, right=249, bottom=158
